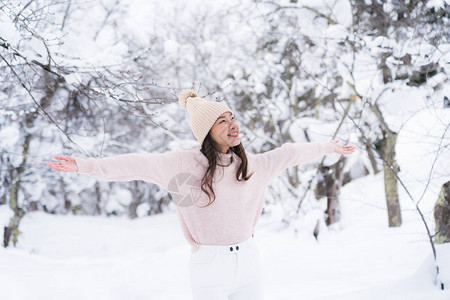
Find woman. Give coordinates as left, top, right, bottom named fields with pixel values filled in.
left=47, top=90, right=355, bottom=299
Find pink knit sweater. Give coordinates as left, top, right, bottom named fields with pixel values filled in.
left=74, top=141, right=334, bottom=252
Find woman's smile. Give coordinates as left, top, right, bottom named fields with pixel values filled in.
left=228, top=131, right=239, bottom=138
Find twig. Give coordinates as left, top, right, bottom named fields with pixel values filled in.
left=417, top=124, right=450, bottom=206
left=13, top=0, right=35, bottom=23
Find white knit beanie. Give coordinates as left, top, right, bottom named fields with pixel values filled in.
left=178, top=89, right=233, bottom=146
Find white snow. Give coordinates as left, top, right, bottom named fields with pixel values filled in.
left=0, top=123, right=20, bottom=148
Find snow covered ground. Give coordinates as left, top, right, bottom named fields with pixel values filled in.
left=1, top=173, right=449, bottom=300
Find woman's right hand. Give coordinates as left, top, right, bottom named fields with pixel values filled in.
left=47, top=156, right=78, bottom=172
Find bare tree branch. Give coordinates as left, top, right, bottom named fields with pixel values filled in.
left=0, top=53, right=88, bottom=155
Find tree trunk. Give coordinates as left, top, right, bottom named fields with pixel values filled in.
left=3, top=70, right=58, bottom=247
left=434, top=181, right=450, bottom=244
left=382, top=131, right=402, bottom=227
left=3, top=134, right=31, bottom=247
left=380, top=52, right=393, bottom=84
left=370, top=103, right=402, bottom=227
left=363, top=136, right=379, bottom=174
left=321, top=156, right=346, bottom=226
left=128, top=181, right=143, bottom=219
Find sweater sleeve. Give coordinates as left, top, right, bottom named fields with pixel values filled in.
left=73, top=150, right=182, bottom=190
left=253, top=141, right=334, bottom=183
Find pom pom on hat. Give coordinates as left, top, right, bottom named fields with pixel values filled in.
left=178, top=89, right=198, bottom=109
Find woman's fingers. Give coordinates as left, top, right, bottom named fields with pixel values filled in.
left=54, top=156, right=71, bottom=162
left=47, top=161, right=64, bottom=169
left=333, top=141, right=355, bottom=155
left=47, top=162, right=61, bottom=171
left=47, top=158, right=77, bottom=172
left=340, top=145, right=355, bottom=154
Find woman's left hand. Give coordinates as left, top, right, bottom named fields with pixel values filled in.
left=332, top=140, right=355, bottom=155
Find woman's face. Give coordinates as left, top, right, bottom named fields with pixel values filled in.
left=210, top=111, right=240, bottom=154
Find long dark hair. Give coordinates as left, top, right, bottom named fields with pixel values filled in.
left=199, top=132, right=254, bottom=207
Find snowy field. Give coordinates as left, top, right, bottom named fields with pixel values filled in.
left=1, top=173, right=449, bottom=300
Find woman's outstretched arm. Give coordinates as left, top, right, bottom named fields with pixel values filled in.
left=46, top=151, right=182, bottom=190
left=252, top=140, right=355, bottom=183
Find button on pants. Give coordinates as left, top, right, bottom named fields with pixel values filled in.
left=189, top=236, right=264, bottom=300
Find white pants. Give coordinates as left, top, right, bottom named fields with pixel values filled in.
left=189, top=236, right=264, bottom=300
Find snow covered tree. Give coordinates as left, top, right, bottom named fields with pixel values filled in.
left=0, top=0, right=180, bottom=246
left=348, top=0, right=449, bottom=227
